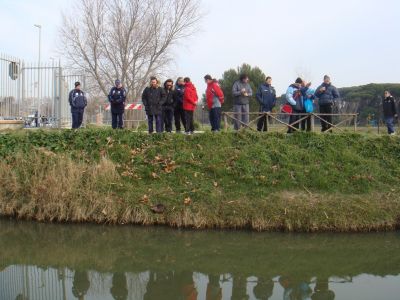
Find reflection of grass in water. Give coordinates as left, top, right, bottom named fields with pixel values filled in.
left=1, top=219, right=400, bottom=279
left=0, top=130, right=400, bottom=231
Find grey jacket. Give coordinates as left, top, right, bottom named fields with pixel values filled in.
left=232, top=80, right=253, bottom=105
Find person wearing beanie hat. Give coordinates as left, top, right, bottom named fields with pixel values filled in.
left=285, top=77, right=304, bottom=133
left=204, top=74, right=224, bottom=132
left=68, top=81, right=87, bottom=129
left=108, top=79, right=127, bottom=129
left=314, top=75, right=340, bottom=132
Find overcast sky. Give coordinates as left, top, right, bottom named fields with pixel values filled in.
left=1, top=0, right=400, bottom=94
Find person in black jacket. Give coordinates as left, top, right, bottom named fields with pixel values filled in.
left=383, top=90, right=397, bottom=135
left=256, top=76, right=276, bottom=132
left=108, top=80, right=127, bottom=129
left=173, top=77, right=186, bottom=133
left=162, top=79, right=175, bottom=133
left=314, top=75, right=340, bottom=132
left=142, top=77, right=166, bottom=133
left=69, top=81, right=87, bottom=129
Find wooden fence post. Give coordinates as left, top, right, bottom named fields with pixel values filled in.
left=310, top=114, right=315, bottom=132
left=354, top=114, right=358, bottom=132
left=224, top=113, right=228, bottom=132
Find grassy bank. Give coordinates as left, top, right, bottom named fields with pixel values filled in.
left=0, top=129, right=400, bottom=231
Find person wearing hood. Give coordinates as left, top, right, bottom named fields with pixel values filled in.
left=108, top=79, right=127, bottom=129
left=173, top=77, right=186, bottom=133
left=183, top=77, right=198, bottom=135
left=314, top=75, right=340, bottom=132
left=162, top=79, right=175, bottom=133
left=204, top=74, right=224, bottom=132
left=256, top=76, right=276, bottom=132
left=69, top=81, right=87, bottom=129
left=286, top=77, right=304, bottom=133
left=232, top=73, right=253, bottom=130
left=142, top=77, right=166, bottom=133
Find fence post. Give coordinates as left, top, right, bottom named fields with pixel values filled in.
left=310, top=114, right=315, bottom=132
left=354, top=114, right=358, bottom=132
left=223, top=113, right=228, bottom=132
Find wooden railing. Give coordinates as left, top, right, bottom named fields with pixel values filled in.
left=222, top=112, right=358, bottom=133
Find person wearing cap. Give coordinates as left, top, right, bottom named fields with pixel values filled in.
left=68, top=81, right=87, bottom=129
left=286, top=77, right=304, bottom=133
left=256, top=76, right=276, bottom=132
left=204, top=74, right=224, bottom=132
left=314, top=75, right=340, bottom=132
left=108, top=80, right=127, bottom=129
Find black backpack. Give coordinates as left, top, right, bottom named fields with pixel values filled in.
left=72, top=91, right=87, bottom=109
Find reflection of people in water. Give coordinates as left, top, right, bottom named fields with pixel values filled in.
left=231, top=275, right=249, bottom=300
left=279, top=276, right=313, bottom=300
left=144, top=271, right=198, bottom=300
left=206, top=274, right=222, bottom=300
left=253, top=277, right=274, bottom=300
left=178, top=271, right=198, bottom=300
left=311, top=278, right=335, bottom=300
left=72, top=271, right=90, bottom=300
left=110, top=272, right=128, bottom=300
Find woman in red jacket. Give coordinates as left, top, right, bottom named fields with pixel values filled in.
left=183, top=77, right=198, bottom=135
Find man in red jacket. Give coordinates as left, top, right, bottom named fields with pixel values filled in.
left=204, top=75, right=224, bottom=132
left=183, top=77, right=198, bottom=135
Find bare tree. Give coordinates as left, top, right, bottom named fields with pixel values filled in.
left=59, top=0, right=203, bottom=100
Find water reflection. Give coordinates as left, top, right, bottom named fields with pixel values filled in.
left=0, top=219, right=400, bottom=299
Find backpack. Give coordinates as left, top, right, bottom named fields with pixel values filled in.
left=72, top=91, right=87, bottom=109
left=304, top=99, right=314, bottom=113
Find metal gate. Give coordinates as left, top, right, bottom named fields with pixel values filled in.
left=0, top=53, right=85, bottom=128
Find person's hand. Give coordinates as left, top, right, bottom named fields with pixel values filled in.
left=306, top=82, right=312, bottom=88
left=243, top=92, right=248, bottom=97
left=320, top=87, right=326, bottom=92
left=394, top=114, right=398, bottom=118
left=241, top=88, right=246, bottom=93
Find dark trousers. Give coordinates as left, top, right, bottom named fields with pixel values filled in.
left=287, top=110, right=302, bottom=133
left=174, top=106, right=186, bottom=132
left=162, top=108, right=174, bottom=133
left=301, top=114, right=312, bottom=132
left=319, top=104, right=333, bottom=132
left=71, top=110, right=84, bottom=129
left=185, top=110, right=194, bottom=133
left=257, top=112, right=270, bottom=132
left=112, top=112, right=124, bottom=129
left=148, top=114, right=163, bottom=133
left=209, top=107, right=222, bottom=131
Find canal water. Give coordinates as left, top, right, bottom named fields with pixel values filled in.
left=0, top=219, right=399, bottom=300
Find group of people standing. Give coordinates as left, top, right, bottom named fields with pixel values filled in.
left=231, top=74, right=340, bottom=133
left=69, top=74, right=397, bottom=135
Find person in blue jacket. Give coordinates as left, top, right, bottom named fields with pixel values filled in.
left=173, top=77, right=186, bottom=133
left=314, top=75, right=340, bottom=132
left=108, top=80, right=127, bottom=129
left=69, top=81, right=87, bottom=129
left=301, top=81, right=315, bottom=131
left=256, top=76, right=276, bottom=132
left=286, top=77, right=304, bottom=133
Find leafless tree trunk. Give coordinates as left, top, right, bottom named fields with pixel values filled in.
left=59, top=0, right=203, bottom=100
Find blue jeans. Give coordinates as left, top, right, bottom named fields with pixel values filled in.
left=385, top=117, right=395, bottom=134
left=148, top=114, right=163, bottom=133
left=112, top=112, right=124, bottom=129
left=71, top=110, right=84, bottom=129
left=209, top=107, right=222, bottom=131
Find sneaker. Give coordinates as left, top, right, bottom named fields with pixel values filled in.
left=390, top=132, right=396, bottom=136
